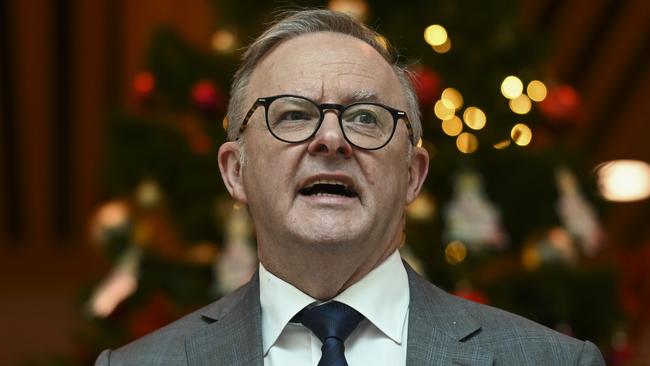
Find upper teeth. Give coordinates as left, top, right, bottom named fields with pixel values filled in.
left=307, top=179, right=348, bottom=189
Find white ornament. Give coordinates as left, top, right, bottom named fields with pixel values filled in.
left=215, top=204, right=258, bottom=294
left=444, top=170, right=507, bottom=250
left=555, top=167, right=603, bottom=256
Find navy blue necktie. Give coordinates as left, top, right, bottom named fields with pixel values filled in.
left=292, top=301, right=365, bottom=366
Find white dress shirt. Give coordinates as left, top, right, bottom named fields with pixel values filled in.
left=259, top=250, right=409, bottom=366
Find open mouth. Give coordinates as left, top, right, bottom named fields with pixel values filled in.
left=298, top=180, right=358, bottom=198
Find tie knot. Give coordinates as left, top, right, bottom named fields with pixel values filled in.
left=293, top=301, right=365, bottom=344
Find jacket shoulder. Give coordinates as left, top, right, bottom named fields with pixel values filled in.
left=438, top=285, right=604, bottom=364
left=406, top=264, right=604, bottom=365
left=96, top=282, right=252, bottom=366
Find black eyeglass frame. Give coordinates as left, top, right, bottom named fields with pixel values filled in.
left=238, top=94, right=416, bottom=150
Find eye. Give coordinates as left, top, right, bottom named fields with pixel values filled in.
left=280, top=110, right=311, bottom=121
left=347, top=110, right=379, bottom=125
left=269, top=106, right=318, bottom=127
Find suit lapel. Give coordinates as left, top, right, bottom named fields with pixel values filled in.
left=186, top=273, right=264, bottom=366
left=184, top=262, right=493, bottom=365
left=405, top=263, right=493, bottom=366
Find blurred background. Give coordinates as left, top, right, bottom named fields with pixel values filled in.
left=1, top=0, right=649, bottom=364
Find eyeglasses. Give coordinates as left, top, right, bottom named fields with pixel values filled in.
left=238, top=94, right=415, bottom=150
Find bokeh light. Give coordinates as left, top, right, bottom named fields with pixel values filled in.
left=527, top=80, right=547, bottom=102
left=510, top=123, right=532, bottom=146
left=136, top=180, right=161, bottom=208
left=328, top=0, right=369, bottom=20
left=95, top=201, right=129, bottom=230
left=442, top=116, right=463, bottom=136
left=133, top=71, right=154, bottom=96
left=522, top=243, right=540, bottom=271
left=211, top=30, right=236, bottom=53
left=462, top=106, right=486, bottom=130
left=432, top=38, right=452, bottom=53
left=434, top=99, right=455, bottom=120
left=456, top=132, right=479, bottom=154
left=493, top=139, right=511, bottom=149
left=441, top=87, right=463, bottom=110
left=500, top=75, right=523, bottom=99
left=424, top=24, right=448, bottom=46
left=407, top=191, right=436, bottom=220
left=509, top=94, right=532, bottom=114
left=445, top=240, right=467, bottom=265
left=596, top=160, right=650, bottom=202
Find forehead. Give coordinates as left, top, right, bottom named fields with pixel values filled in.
left=247, top=32, right=404, bottom=105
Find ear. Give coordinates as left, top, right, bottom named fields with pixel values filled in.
left=218, top=141, right=248, bottom=203
left=405, top=146, right=429, bottom=204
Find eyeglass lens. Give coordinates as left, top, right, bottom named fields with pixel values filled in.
left=266, top=96, right=394, bottom=149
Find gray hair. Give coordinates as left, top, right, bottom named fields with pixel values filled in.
left=225, top=9, right=422, bottom=146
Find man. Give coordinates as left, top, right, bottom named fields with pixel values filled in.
left=96, top=9, right=605, bottom=366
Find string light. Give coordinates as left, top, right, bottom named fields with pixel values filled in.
left=510, top=123, right=532, bottom=146
left=456, top=132, right=478, bottom=153
left=509, top=94, right=532, bottom=114
left=95, top=201, right=129, bottom=230
left=136, top=179, right=161, bottom=208
left=407, top=191, right=436, bottom=220
left=434, top=99, right=455, bottom=120
left=432, top=38, right=451, bottom=53
left=462, top=106, right=486, bottom=130
left=185, top=241, right=219, bottom=265
left=441, top=88, right=463, bottom=110
left=522, top=243, right=540, bottom=271
left=328, top=0, right=369, bottom=21
left=527, top=80, right=547, bottom=102
left=493, top=139, right=511, bottom=149
left=211, top=30, right=236, bottom=53
left=595, top=160, right=650, bottom=202
left=500, top=75, right=523, bottom=99
left=442, top=116, right=463, bottom=136
left=445, top=240, right=467, bottom=265
left=424, top=24, right=448, bottom=46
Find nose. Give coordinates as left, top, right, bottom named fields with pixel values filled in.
left=307, top=111, right=353, bottom=157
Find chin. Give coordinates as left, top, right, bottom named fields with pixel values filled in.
left=292, top=222, right=365, bottom=247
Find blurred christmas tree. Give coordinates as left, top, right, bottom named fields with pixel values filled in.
left=28, top=0, right=625, bottom=365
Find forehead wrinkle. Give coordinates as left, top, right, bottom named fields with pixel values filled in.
left=251, top=32, right=403, bottom=106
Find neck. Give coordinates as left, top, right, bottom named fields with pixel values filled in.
left=258, top=232, right=401, bottom=300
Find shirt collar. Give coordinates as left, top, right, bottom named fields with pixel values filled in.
left=259, top=262, right=315, bottom=355
left=259, top=250, right=409, bottom=354
left=333, top=250, right=409, bottom=344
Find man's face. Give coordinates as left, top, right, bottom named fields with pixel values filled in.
left=220, top=31, right=428, bottom=269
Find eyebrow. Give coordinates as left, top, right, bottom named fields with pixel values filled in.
left=347, top=90, right=382, bottom=104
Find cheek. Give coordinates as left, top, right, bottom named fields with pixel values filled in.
left=245, top=144, right=300, bottom=194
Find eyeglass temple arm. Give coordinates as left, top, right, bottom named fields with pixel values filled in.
left=239, top=99, right=264, bottom=134
left=397, top=111, right=416, bottom=146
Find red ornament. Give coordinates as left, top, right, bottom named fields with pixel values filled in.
left=452, top=288, right=489, bottom=305
left=177, top=114, right=214, bottom=155
left=133, top=71, right=155, bottom=102
left=189, top=134, right=213, bottom=155
left=412, top=67, right=441, bottom=109
left=127, top=293, right=176, bottom=340
left=191, top=79, right=225, bottom=113
left=529, top=126, right=554, bottom=149
left=538, top=84, right=582, bottom=124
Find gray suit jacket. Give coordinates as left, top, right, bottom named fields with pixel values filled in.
left=95, top=263, right=605, bottom=365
